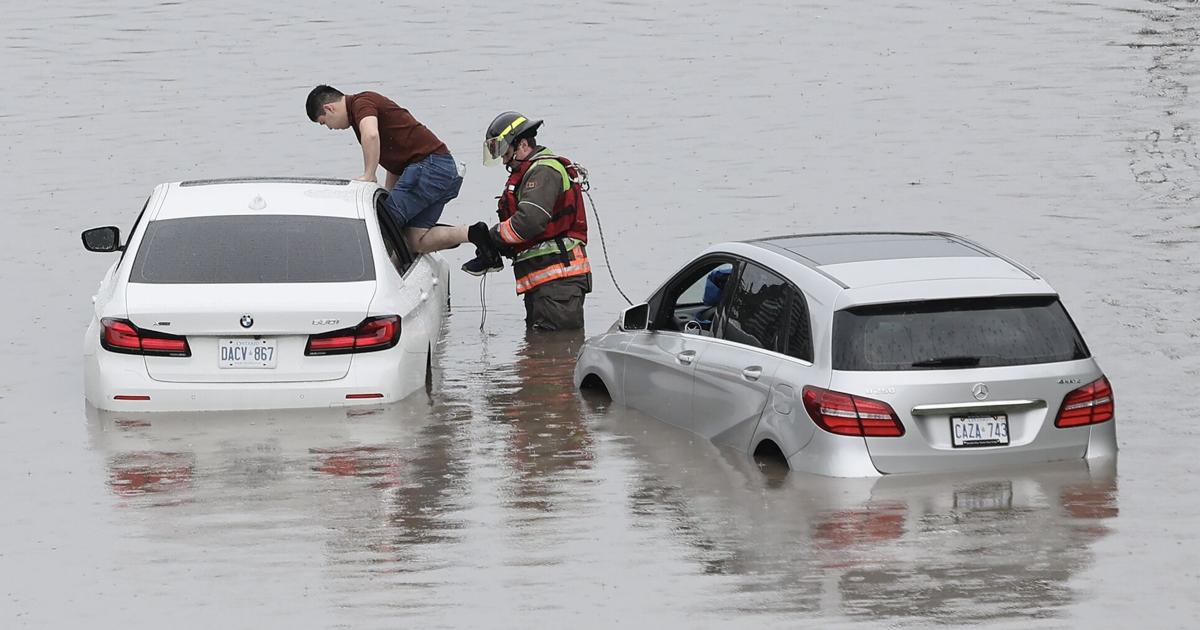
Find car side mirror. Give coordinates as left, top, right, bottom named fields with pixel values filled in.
left=621, top=303, right=649, bottom=331
left=82, top=226, right=122, bottom=252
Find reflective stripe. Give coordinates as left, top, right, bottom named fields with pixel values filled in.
left=514, top=236, right=584, bottom=262
left=497, top=219, right=524, bottom=245
left=515, top=248, right=591, bottom=294
left=516, top=258, right=592, bottom=293
left=528, top=152, right=570, bottom=191
left=495, top=116, right=527, bottom=143
left=518, top=199, right=552, bottom=218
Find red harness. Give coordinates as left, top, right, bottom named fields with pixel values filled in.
left=496, top=154, right=588, bottom=248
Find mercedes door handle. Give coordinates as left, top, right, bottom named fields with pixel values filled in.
left=742, top=366, right=763, bottom=381
left=676, top=350, right=696, bottom=365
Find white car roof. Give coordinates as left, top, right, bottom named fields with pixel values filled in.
left=748, top=232, right=1041, bottom=289
left=152, top=177, right=374, bottom=220
left=711, top=232, right=1061, bottom=310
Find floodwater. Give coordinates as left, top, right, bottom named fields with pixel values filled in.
left=2, top=0, right=1198, bottom=627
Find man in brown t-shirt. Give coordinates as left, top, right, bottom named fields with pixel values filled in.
left=306, top=85, right=475, bottom=254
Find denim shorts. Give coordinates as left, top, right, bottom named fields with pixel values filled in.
left=383, top=152, right=463, bottom=229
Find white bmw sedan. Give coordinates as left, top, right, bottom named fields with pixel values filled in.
left=81, top=177, right=449, bottom=411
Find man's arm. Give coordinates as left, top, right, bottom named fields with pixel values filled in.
left=355, top=115, right=381, bottom=182
left=383, top=169, right=399, bottom=191
left=492, top=165, right=563, bottom=247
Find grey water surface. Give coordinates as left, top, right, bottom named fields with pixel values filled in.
left=2, top=0, right=1198, bottom=628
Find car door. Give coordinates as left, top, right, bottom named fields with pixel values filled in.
left=621, top=256, right=741, bottom=430
left=691, top=262, right=791, bottom=448
left=751, top=285, right=822, bottom=457
left=622, top=331, right=708, bottom=430
left=374, top=194, right=435, bottom=356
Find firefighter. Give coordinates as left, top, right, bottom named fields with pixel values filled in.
left=463, top=112, right=591, bottom=331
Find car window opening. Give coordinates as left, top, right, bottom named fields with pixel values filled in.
left=654, top=258, right=739, bottom=334
left=652, top=257, right=815, bottom=363
left=375, top=191, right=418, bottom=276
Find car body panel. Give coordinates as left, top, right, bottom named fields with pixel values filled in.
left=836, top=278, right=1058, bottom=310
left=751, top=357, right=826, bottom=457
left=575, top=231, right=1117, bottom=477
left=831, top=359, right=1102, bottom=474
left=152, top=181, right=363, bottom=220
left=84, top=179, right=447, bottom=411
left=573, top=325, right=630, bottom=403
left=127, top=282, right=375, bottom=383
left=821, top=256, right=1033, bottom=289
left=691, top=338, right=783, bottom=449
left=621, top=331, right=706, bottom=431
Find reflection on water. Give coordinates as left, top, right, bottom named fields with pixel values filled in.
left=486, top=331, right=595, bottom=512
left=85, top=334, right=1119, bottom=625
left=605, top=406, right=1120, bottom=623
left=107, top=451, right=193, bottom=498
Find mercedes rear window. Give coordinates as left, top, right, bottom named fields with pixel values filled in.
left=833, top=296, right=1089, bottom=371
left=129, top=215, right=375, bottom=284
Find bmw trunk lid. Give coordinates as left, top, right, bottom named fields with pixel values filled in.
left=125, top=282, right=376, bottom=383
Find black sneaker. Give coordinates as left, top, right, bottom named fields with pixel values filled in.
left=462, top=222, right=504, bottom=276
left=461, top=249, right=504, bottom=276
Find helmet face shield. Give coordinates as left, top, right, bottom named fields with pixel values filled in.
left=481, top=113, right=539, bottom=166
left=482, top=135, right=513, bottom=167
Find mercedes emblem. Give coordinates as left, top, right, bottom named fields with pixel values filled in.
left=971, top=383, right=989, bottom=401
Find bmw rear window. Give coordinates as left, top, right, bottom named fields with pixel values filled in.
left=833, top=296, right=1089, bottom=371
left=129, top=215, right=375, bottom=284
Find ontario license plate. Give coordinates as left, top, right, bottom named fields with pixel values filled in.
left=218, top=338, right=277, bottom=369
left=950, top=415, right=1009, bottom=448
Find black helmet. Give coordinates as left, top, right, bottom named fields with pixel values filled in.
left=482, top=111, right=543, bottom=166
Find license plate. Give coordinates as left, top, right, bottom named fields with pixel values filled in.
left=950, top=415, right=1009, bottom=448
left=218, top=338, right=277, bottom=369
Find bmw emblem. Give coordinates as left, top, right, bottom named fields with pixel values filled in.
left=972, top=383, right=989, bottom=401
left=240, top=314, right=254, bottom=329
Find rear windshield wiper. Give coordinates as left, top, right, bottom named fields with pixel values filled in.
left=911, top=355, right=985, bottom=368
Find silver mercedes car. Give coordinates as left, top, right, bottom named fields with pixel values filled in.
left=574, top=232, right=1116, bottom=477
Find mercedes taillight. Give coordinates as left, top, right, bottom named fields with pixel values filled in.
left=1054, top=376, right=1114, bottom=428
left=802, top=386, right=905, bottom=437
left=100, top=318, right=190, bottom=357
left=305, top=315, right=401, bottom=356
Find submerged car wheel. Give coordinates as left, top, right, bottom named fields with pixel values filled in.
left=578, top=373, right=611, bottom=399
left=753, top=440, right=790, bottom=474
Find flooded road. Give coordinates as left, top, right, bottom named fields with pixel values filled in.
left=2, top=0, right=1198, bottom=627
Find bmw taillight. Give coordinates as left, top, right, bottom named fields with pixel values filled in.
left=100, top=318, right=190, bottom=357
left=802, top=386, right=905, bottom=437
left=305, top=315, right=401, bottom=356
left=1054, top=376, right=1114, bottom=428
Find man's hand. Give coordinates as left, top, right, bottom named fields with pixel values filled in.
left=354, top=173, right=377, bottom=183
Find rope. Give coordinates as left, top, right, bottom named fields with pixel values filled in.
left=584, top=188, right=633, bottom=306
left=479, top=273, right=488, bottom=330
